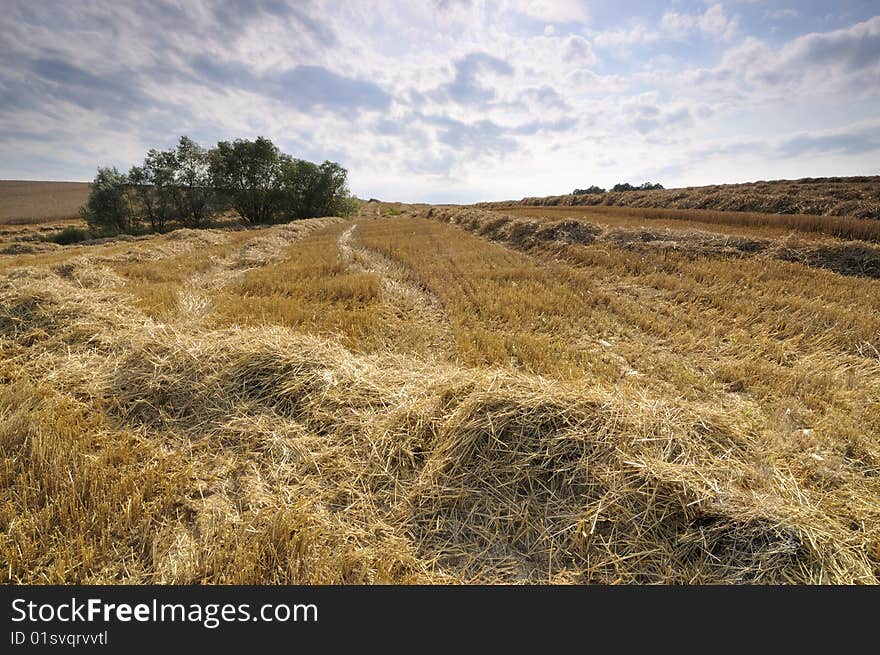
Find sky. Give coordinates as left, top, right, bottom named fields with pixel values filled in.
left=0, top=1, right=878, bottom=203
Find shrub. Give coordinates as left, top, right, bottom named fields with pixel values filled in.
left=573, top=186, right=606, bottom=195
left=80, top=167, right=132, bottom=235
left=41, top=225, right=91, bottom=245
left=86, top=136, right=354, bottom=232
left=211, top=138, right=356, bottom=223
left=611, top=182, right=664, bottom=192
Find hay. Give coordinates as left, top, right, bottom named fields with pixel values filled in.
left=0, top=242, right=62, bottom=255
left=479, top=176, right=880, bottom=221
left=421, top=206, right=880, bottom=279
left=1, top=253, right=877, bottom=584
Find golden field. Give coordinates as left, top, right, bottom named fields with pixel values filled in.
left=0, top=180, right=91, bottom=224
left=481, top=175, right=880, bottom=221
left=1, top=197, right=879, bottom=584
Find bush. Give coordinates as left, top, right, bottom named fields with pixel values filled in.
left=211, top=138, right=356, bottom=223
left=331, top=193, right=360, bottom=217
left=611, top=182, right=664, bottom=192
left=41, top=225, right=91, bottom=245
left=85, top=135, right=355, bottom=233
left=572, top=186, right=606, bottom=195
left=80, top=167, right=133, bottom=235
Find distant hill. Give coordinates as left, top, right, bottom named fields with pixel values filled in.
left=0, top=180, right=91, bottom=224
left=477, top=176, right=880, bottom=221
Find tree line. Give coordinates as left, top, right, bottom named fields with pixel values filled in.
left=572, top=181, right=664, bottom=195
left=81, top=136, right=357, bottom=235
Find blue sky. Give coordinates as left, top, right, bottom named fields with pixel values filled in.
left=0, top=1, right=878, bottom=202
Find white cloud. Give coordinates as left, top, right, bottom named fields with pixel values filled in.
left=658, top=3, right=737, bottom=42
left=660, top=11, right=697, bottom=39
left=505, top=0, right=590, bottom=24
left=592, top=25, right=660, bottom=49
left=699, top=4, right=738, bottom=41
left=1, top=1, right=878, bottom=201
left=562, top=35, right=597, bottom=65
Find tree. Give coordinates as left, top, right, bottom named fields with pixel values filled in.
left=174, top=136, right=212, bottom=227
left=572, top=185, right=605, bottom=195
left=280, top=159, right=352, bottom=218
left=209, top=137, right=355, bottom=222
left=85, top=135, right=353, bottom=233
left=80, top=167, right=132, bottom=234
left=314, top=160, right=356, bottom=217
left=210, top=137, right=286, bottom=224
left=279, top=157, right=318, bottom=218
left=127, top=165, right=159, bottom=231
left=612, top=181, right=664, bottom=192
left=209, top=137, right=282, bottom=223
left=143, top=148, right=181, bottom=230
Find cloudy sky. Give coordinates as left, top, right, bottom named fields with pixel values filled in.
left=1, top=1, right=878, bottom=202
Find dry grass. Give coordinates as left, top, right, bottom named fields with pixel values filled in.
left=356, top=215, right=620, bottom=378
left=0, top=180, right=91, bottom=224
left=481, top=175, right=880, bottom=221
left=426, top=206, right=880, bottom=279
left=211, top=222, right=386, bottom=346
left=477, top=203, right=880, bottom=243
left=1, top=202, right=878, bottom=585
left=420, top=206, right=880, bottom=419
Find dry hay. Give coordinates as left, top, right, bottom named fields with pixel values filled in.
left=478, top=176, right=880, bottom=221
left=0, top=242, right=62, bottom=255
left=1, top=253, right=878, bottom=584
left=422, top=206, right=880, bottom=279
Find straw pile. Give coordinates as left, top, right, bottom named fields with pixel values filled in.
left=478, top=176, right=880, bottom=220
left=422, top=206, right=880, bottom=279
left=2, top=242, right=878, bottom=584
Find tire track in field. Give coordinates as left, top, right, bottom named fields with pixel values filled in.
left=175, top=218, right=342, bottom=327
left=338, top=222, right=454, bottom=355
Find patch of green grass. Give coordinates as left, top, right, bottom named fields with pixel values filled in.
left=40, top=226, right=91, bottom=245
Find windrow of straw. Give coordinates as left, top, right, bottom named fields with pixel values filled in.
left=1, top=252, right=878, bottom=584
left=477, top=176, right=880, bottom=221
left=420, top=206, right=880, bottom=279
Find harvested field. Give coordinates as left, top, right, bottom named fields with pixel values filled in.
left=424, top=206, right=880, bottom=279
left=479, top=204, right=880, bottom=244
left=478, top=176, right=880, bottom=221
left=2, top=201, right=879, bottom=585
left=0, top=180, right=91, bottom=224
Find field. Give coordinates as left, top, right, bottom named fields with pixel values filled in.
left=0, top=180, right=91, bottom=224
left=1, top=191, right=879, bottom=584
left=479, top=176, right=880, bottom=220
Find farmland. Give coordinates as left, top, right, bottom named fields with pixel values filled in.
left=481, top=176, right=880, bottom=221
left=1, top=186, right=879, bottom=584
left=0, top=180, right=91, bottom=224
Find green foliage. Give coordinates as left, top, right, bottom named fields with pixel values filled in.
left=174, top=136, right=213, bottom=227
left=85, top=135, right=353, bottom=234
left=611, top=182, right=664, bottom=192
left=80, top=167, right=132, bottom=235
left=211, top=138, right=356, bottom=223
left=280, top=159, right=354, bottom=219
left=41, top=225, right=91, bottom=245
left=130, top=149, right=178, bottom=232
left=572, top=185, right=606, bottom=195
left=334, top=193, right=360, bottom=217
left=210, top=137, right=286, bottom=224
